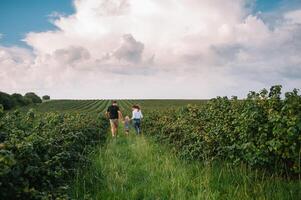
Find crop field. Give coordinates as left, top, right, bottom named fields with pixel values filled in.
left=26, top=99, right=206, bottom=113
left=1, top=86, right=301, bottom=199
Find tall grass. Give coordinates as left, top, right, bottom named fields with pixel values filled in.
left=70, top=126, right=300, bottom=199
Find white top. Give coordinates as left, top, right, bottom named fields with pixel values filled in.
left=132, top=109, right=143, bottom=119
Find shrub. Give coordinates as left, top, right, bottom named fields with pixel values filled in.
left=24, top=92, right=42, bottom=104
left=42, top=95, right=50, bottom=101
left=143, top=86, right=301, bottom=176
left=0, top=91, right=14, bottom=110
left=0, top=110, right=108, bottom=199
left=11, top=93, right=28, bottom=107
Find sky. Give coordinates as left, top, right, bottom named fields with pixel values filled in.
left=0, top=0, right=301, bottom=99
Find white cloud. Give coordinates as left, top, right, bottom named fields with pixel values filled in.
left=113, top=34, right=144, bottom=63
left=1, top=0, right=301, bottom=98
left=53, top=46, right=90, bottom=65
left=285, top=9, right=301, bottom=24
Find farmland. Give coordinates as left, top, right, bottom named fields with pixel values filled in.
left=25, top=99, right=206, bottom=113
left=1, top=86, right=301, bottom=199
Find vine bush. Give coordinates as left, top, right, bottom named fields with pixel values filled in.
left=0, top=107, right=108, bottom=199
left=143, top=86, right=301, bottom=176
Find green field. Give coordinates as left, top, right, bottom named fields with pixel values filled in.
left=1, top=92, right=301, bottom=199
left=25, top=99, right=206, bottom=112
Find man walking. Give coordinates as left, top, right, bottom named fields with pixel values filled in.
left=106, top=100, right=123, bottom=137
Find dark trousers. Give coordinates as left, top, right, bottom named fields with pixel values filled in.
left=133, top=119, right=141, bottom=134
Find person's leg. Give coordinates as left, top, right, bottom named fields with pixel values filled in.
left=136, top=119, right=141, bottom=134
left=110, top=120, right=115, bottom=137
left=133, top=120, right=137, bottom=134
left=134, top=119, right=139, bottom=135
left=114, top=120, right=118, bottom=137
left=125, top=124, right=129, bottom=135
left=112, top=126, right=116, bottom=137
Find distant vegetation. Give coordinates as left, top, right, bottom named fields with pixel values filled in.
left=0, top=91, right=44, bottom=110
left=24, top=92, right=42, bottom=104
left=42, top=95, right=50, bottom=100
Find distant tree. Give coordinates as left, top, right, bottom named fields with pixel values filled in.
left=24, top=92, right=42, bottom=104
left=0, top=104, right=3, bottom=119
left=11, top=93, right=27, bottom=106
left=0, top=91, right=14, bottom=110
left=42, top=95, right=50, bottom=101
left=23, top=97, right=32, bottom=105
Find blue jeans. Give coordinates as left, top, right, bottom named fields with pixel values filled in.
left=133, top=119, right=141, bottom=134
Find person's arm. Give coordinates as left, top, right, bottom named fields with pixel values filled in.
left=105, top=107, right=110, bottom=118
left=140, top=111, right=143, bottom=119
left=131, top=110, right=135, bottom=119
left=118, top=111, right=123, bottom=121
left=117, top=106, right=123, bottom=121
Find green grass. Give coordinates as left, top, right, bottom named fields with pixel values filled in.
left=70, top=125, right=300, bottom=200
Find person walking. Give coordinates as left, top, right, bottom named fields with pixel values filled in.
left=131, top=105, right=143, bottom=134
left=123, top=116, right=130, bottom=135
left=106, top=100, right=123, bottom=137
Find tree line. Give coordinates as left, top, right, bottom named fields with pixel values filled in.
left=0, top=91, right=50, bottom=110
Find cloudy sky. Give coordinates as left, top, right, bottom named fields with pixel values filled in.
left=0, top=0, right=301, bottom=99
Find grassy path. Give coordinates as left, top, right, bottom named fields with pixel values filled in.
left=71, top=125, right=300, bottom=200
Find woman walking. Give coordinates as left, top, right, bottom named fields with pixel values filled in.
left=131, top=105, right=143, bottom=134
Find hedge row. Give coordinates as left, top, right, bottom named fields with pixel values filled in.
left=143, top=86, right=301, bottom=176
left=0, top=91, right=43, bottom=110
left=0, top=107, right=108, bottom=199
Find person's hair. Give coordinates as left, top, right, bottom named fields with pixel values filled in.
left=132, top=104, right=141, bottom=110
left=112, top=100, right=117, bottom=104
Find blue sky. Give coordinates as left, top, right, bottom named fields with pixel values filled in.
left=259, top=0, right=301, bottom=11
left=255, top=0, right=283, bottom=11
left=0, top=0, right=300, bottom=47
left=0, top=0, right=74, bottom=47
left=0, top=0, right=301, bottom=47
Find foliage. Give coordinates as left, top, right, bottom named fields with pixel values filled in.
left=42, top=95, right=50, bottom=100
left=0, top=91, right=40, bottom=110
left=11, top=93, right=31, bottom=106
left=0, top=109, right=108, bottom=199
left=0, top=91, right=14, bottom=110
left=143, top=86, right=301, bottom=176
left=25, top=92, right=42, bottom=104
